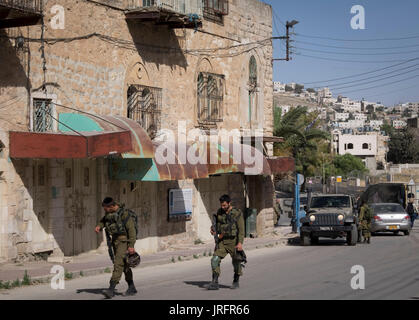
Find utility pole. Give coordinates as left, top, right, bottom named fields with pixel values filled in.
left=272, top=20, right=299, bottom=61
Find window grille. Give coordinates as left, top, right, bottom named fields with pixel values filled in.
left=197, top=72, right=224, bottom=124
left=33, top=98, right=53, bottom=133
left=203, top=0, right=228, bottom=15
left=127, top=85, right=162, bottom=139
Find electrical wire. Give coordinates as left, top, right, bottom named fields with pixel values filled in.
left=295, top=39, right=419, bottom=51
left=302, top=57, right=419, bottom=85
left=295, top=53, right=418, bottom=64
left=295, top=46, right=419, bottom=56
left=312, top=63, right=419, bottom=89
left=295, top=32, right=419, bottom=42
left=335, top=74, right=419, bottom=95
left=328, top=66, right=419, bottom=91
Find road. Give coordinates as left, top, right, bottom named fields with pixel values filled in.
left=1, top=228, right=419, bottom=300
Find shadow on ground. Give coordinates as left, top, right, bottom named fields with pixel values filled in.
left=76, top=288, right=124, bottom=299
left=184, top=281, right=231, bottom=290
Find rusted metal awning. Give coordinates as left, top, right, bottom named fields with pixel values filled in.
left=267, top=157, right=295, bottom=174
left=9, top=113, right=154, bottom=159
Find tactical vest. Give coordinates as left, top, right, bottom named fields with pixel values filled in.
left=217, top=209, right=241, bottom=238
left=104, top=207, right=128, bottom=236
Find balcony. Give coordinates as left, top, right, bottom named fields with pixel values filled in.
left=125, top=0, right=202, bottom=29
left=0, top=0, right=43, bottom=29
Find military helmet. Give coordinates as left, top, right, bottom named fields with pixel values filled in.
left=125, top=252, right=141, bottom=268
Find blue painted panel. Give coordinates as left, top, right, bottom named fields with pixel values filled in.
left=108, top=158, right=161, bottom=182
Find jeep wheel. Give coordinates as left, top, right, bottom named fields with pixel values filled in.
left=301, top=233, right=311, bottom=246
left=310, top=236, right=319, bottom=245
left=347, top=225, right=358, bottom=246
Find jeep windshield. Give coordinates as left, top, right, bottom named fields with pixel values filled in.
left=310, top=196, right=350, bottom=208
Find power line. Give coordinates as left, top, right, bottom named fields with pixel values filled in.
left=328, top=66, right=419, bottom=91
left=335, top=74, right=419, bottom=95
left=295, top=53, right=418, bottom=64
left=295, top=46, right=419, bottom=56
left=361, top=83, right=419, bottom=99
left=295, top=32, right=419, bottom=42
left=295, top=39, right=419, bottom=50
left=312, top=63, right=419, bottom=89
left=303, top=57, right=419, bottom=85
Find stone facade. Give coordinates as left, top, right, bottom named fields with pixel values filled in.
left=0, top=0, right=274, bottom=261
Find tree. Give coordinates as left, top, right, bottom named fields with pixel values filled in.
left=274, top=106, right=330, bottom=184
left=295, top=84, right=304, bottom=94
left=387, top=127, right=419, bottom=164
left=331, top=154, right=368, bottom=178
left=285, top=85, right=294, bottom=92
left=306, top=88, right=316, bottom=93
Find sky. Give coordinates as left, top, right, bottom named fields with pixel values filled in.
left=261, top=0, right=419, bottom=106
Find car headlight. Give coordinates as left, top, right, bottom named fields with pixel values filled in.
left=338, top=215, right=345, bottom=221
left=309, top=215, right=316, bottom=222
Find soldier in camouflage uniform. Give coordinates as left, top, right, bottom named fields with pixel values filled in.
left=208, top=195, right=245, bottom=290
left=358, top=200, right=372, bottom=244
left=95, top=197, right=137, bottom=298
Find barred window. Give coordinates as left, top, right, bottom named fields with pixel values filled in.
left=203, top=0, right=229, bottom=15
left=127, top=85, right=162, bottom=140
left=197, top=72, right=224, bottom=124
left=33, top=98, right=53, bottom=132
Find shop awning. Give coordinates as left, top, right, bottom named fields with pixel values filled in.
left=108, top=141, right=291, bottom=182
left=9, top=113, right=154, bottom=159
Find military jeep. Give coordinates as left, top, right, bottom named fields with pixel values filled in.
left=299, top=194, right=358, bottom=246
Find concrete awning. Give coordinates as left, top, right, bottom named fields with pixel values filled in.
left=9, top=113, right=154, bottom=159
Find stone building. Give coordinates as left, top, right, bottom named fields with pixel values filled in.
left=0, top=0, right=293, bottom=262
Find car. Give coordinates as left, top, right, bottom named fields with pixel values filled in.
left=370, top=203, right=411, bottom=236
left=299, top=194, right=358, bottom=246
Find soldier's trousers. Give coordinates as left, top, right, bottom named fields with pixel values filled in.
left=111, top=236, right=133, bottom=284
left=211, top=238, right=242, bottom=276
left=360, top=220, right=371, bottom=239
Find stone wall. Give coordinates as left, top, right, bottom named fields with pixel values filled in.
left=0, top=0, right=273, bottom=260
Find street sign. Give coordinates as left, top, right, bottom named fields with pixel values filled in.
left=337, top=176, right=343, bottom=183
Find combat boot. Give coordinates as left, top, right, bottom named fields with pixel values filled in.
left=125, top=280, right=138, bottom=296
left=367, top=237, right=371, bottom=244
left=231, top=274, right=240, bottom=289
left=207, top=273, right=219, bottom=290
left=103, top=281, right=117, bottom=299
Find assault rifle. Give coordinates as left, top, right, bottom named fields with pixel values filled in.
left=105, top=228, right=115, bottom=263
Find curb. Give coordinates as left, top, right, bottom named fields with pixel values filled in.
left=0, top=236, right=292, bottom=291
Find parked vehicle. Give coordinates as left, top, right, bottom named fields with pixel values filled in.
left=300, top=194, right=358, bottom=246
left=370, top=203, right=411, bottom=236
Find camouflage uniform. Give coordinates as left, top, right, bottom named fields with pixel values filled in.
left=211, top=207, right=245, bottom=276
left=358, top=204, right=371, bottom=241
left=98, top=206, right=136, bottom=284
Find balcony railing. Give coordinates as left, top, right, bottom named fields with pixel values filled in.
left=127, top=0, right=202, bottom=15
left=125, top=0, right=203, bottom=28
left=0, top=0, right=42, bottom=14
left=0, top=0, right=43, bottom=28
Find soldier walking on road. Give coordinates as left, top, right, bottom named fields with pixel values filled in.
left=95, top=197, right=138, bottom=298
left=208, top=195, right=246, bottom=291
left=358, top=200, right=372, bottom=244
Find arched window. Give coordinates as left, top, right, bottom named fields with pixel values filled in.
left=348, top=143, right=354, bottom=150
left=197, top=72, right=224, bottom=123
left=362, top=143, right=369, bottom=150
left=127, top=84, right=162, bottom=139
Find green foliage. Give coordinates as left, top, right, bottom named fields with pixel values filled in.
left=12, top=279, right=21, bottom=288
left=387, top=127, right=419, bottom=164
left=0, top=281, right=11, bottom=289
left=171, top=257, right=175, bottom=263
left=104, top=267, right=112, bottom=273
left=178, top=256, right=182, bottom=261
left=22, top=270, right=31, bottom=286
left=194, top=239, right=203, bottom=245
left=331, top=154, right=368, bottom=178
left=64, top=270, right=73, bottom=280
left=193, top=254, right=199, bottom=259
left=79, top=271, right=84, bottom=277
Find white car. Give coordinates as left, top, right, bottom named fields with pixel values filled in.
left=370, top=203, right=411, bottom=236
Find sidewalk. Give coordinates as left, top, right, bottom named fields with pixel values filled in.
left=0, top=227, right=294, bottom=285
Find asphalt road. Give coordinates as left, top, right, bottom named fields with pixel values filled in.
left=1, top=227, right=419, bottom=300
